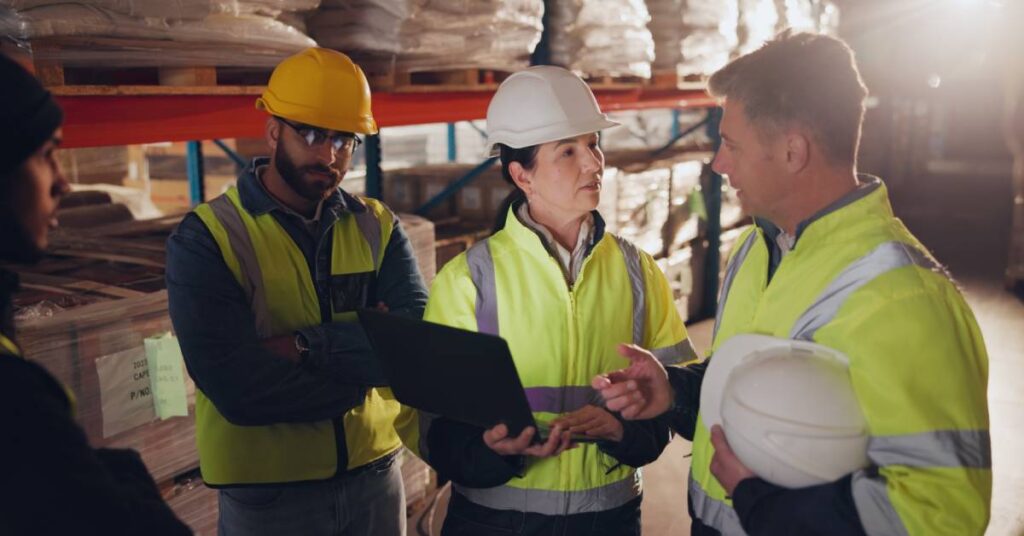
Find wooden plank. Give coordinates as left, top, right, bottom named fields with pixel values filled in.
left=49, top=85, right=265, bottom=97
left=19, top=271, right=151, bottom=294
left=32, top=42, right=65, bottom=87
left=79, top=214, right=186, bottom=237
left=46, top=249, right=165, bottom=269
left=159, top=67, right=218, bottom=87
left=29, top=36, right=273, bottom=91
left=18, top=276, right=147, bottom=300
left=584, top=74, right=647, bottom=91
left=650, top=69, right=708, bottom=91
left=16, top=290, right=169, bottom=331
left=51, top=234, right=170, bottom=254
left=386, top=68, right=511, bottom=94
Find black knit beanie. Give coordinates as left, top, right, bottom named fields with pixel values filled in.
left=0, top=54, right=63, bottom=175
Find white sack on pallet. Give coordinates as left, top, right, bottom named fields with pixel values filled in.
left=0, top=5, right=29, bottom=49
left=18, top=4, right=315, bottom=67
left=275, top=9, right=307, bottom=34
left=236, top=0, right=321, bottom=17
left=307, top=1, right=406, bottom=55
left=319, top=0, right=405, bottom=11
left=777, top=0, right=815, bottom=32
left=737, top=0, right=839, bottom=54
left=816, top=0, right=839, bottom=35
left=4, top=0, right=227, bottom=20
left=309, top=0, right=543, bottom=74
left=737, top=0, right=777, bottom=55
left=4, top=0, right=320, bottom=20
left=395, top=0, right=542, bottom=72
left=550, top=0, right=654, bottom=79
left=645, top=0, right=737, bottom=76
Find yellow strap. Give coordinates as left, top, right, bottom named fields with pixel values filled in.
left=0, top=333, right=21, bottom=357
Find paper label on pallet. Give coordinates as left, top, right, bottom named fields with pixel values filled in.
left=144, top=333, right=190, bottom=420
left=95, top=346, right=157, bottom=438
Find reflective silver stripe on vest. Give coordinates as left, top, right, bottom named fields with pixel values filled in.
left=523, top=386, right=601, bottom=414
left=612, top=236, right=645, bottom=345
left=468, top=236, right=649, bottom=342
left=454, top=473, right=641, bottom=516
left=851, top=470, right=910, bottom=536
left=651, top=339, right=699, bottom=365
left=869, top=430, right=991, bottom=469
left=688, top=474, right=745, bottom=535
left=713, top=231, right=759, bottom=343
left=353, top=208, right=382, bottom=271
left=790, top=241, right=940, bottom=341
left=208, top=195, right=273, bottom=337
left=466, top=240, right=499, bottom=336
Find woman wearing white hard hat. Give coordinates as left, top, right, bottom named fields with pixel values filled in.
left=422, top=66, right=698, bottom=535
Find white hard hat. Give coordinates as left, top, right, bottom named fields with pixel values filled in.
left=701, top=334, right=869, bottom=489
left=485, top=66, right=619, bottom=156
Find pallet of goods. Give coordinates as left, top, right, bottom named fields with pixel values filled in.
left=307, top=0, right=543, bottom=92
left=2, top=1, right=318, bottom=88
left=548, top=0, right=655, bottom=82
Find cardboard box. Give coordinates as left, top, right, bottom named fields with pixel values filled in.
left=148, top=176, right=237, bottom=215
left=456, top=172, right=513, bottom=223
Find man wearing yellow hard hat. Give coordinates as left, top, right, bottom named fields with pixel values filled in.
left=166, top=48, right=428, bottom=535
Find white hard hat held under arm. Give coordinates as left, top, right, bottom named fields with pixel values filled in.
left=701, top=334, right=870, bottom=489
left=485, top=66, right=619, bottom=155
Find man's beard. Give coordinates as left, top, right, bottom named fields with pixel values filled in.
left=275, top=142, right=341, bottom=202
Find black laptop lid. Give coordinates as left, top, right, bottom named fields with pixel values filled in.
left=358, top=309, right=538, bottom=438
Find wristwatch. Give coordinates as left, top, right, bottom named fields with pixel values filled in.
left=294, top=332, right=311, bottom=360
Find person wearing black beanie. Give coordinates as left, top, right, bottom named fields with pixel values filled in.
left=0, top=52, right=67, bottom=264
left=0, top=54, right=192, bottom=536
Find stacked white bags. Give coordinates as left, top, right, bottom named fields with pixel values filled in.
left=549, top=0, right=655, bottom=79
left=6, top=0, right=318, bottom=67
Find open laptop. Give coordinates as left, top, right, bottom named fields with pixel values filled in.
left=358, top=309, right=599, bottom=444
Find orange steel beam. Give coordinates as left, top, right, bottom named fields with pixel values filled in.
left=55, top=88, right=714, bottom=148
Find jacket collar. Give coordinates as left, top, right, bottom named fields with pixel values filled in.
left=756, top=174, right=885, bottom=248
left=236, top=157, right=366, bottom=220
left=499, top=198, right=608, bottom=261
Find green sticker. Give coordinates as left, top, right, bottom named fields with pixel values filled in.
left=689, top=188, right=708, bottom=221
left=144, top=332, right=189, bottom=420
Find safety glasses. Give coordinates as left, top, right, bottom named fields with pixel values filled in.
left=276, top=117, right=362, bottom=153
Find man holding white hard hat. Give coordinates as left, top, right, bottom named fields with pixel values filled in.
left=593, top=31, right=991, bottom=535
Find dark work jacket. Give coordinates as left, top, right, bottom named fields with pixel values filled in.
left=0, top=269, right=192, bottom=535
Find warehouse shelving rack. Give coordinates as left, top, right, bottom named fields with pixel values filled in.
left=52, top=84, right=726, bottom=320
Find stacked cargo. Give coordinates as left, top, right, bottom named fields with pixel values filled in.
left=646, top=0, right=738, bottom=79
left=308, top=0, right=543, bottom=86
left=601, top=147, right=747, bottom=320
left=736, top=0, right=840, bottom=55
left=548, top=0, right=655, bottom=80
left=382, top=162, right=508, bottom=272
left=737, top=0, right=778, bottom=56
left=4, top=0, right=317, bottom=76
left=307, top=0, right=406, bottom=59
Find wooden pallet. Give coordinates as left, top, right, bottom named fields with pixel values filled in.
left=371, top=67, right=513, bottom=93
left=583, top=74, right=647, bottom=90
left=650, top=69, right=708, bottom=91
left=28, top=37, right=275, bottom=90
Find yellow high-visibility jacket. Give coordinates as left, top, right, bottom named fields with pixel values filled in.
left=687, top=179, right=990, bottom=535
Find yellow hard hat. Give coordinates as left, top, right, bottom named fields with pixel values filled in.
left=256, top=47, right=378, bottom=135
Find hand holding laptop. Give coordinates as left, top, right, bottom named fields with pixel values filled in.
left=483, top=423, right=574, bottom=457
left=551, top=405, right=624, bottom=442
